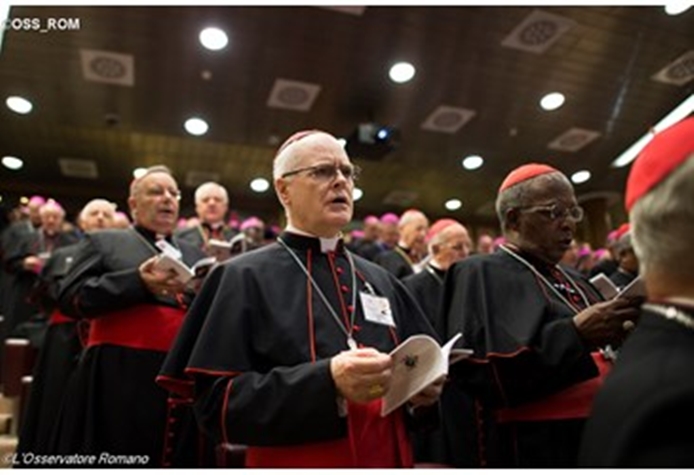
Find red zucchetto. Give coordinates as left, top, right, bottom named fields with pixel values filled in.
left=499, top=163, right=560, bottom=193
left=625, top=118, right=694, bottom=212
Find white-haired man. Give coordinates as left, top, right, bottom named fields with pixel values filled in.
left=374, top=209, right=429, bottom=279
left=176, top=181, right=236, bottom=252
left=53, top=166, right=207, bottom=467
left=3, top=199, right=79, bottom=336
left=579, top=118, right=694, bottom=467
left=159, top=130, right=444, bottom=468
left=17, top=198, right=116, bottom=458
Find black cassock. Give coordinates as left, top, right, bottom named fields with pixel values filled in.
left=373, top=246, right=414, bottom=279
left=3, top=229, right=78, bottom=337
left=174, top=223, right=236, bottom=250
left=441, top=249, right=606, bottom=467
left=579, top=304, right=694, bottom=467
left=158, top=232, right=438, bottom=468
left=18, top=242, right=83, bottom=457
left=51, top=226, right=207, bottom=467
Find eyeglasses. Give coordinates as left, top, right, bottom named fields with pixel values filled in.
left=519, top=203, right=584, bottom=222
left=281, top=163, right=361, bottom=183
left=144, top=186, right=181, bottom=201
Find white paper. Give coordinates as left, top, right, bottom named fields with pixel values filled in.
left=590, top=273, right=618, bottom=300
left=380, top=332, right=472, bottom=416
left=208, top=239, right=232, bottom=261
left=153, top=255, right=216, bottom=285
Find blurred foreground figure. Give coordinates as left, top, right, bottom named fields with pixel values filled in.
left=580, top=118, right=694, bottom=467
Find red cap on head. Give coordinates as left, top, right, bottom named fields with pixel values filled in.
left=425, top=218, right=459, bottom=243
left=625, top=118, right=694, bottom=212
left=499, top=163, right=560, bottom=193
left=275, top=130, right=323, bottom=157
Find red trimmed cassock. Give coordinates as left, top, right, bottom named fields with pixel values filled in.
left=441, top=248, right=608, bottom=467
left=158, top=231, right=439, bottom=468
left=50, top=226, right=207, bottom=467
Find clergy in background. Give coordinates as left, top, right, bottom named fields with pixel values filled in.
left=158, top=130, right=444, bottom=468
left=53, top=166, right=207, bottom=467
left=580, top=118, right=694, bottom=467
left=373, top=208, right=430, bottom=279
left=175, top=181, right=236, bottom=252
left=441, top=163, right=640, bottom=467
left=402, top=218, right=474, bottom=467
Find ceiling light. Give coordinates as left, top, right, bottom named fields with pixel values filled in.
left=2, top=155, right=23, bottom=170
left=540, top=92, right=565, bottom=111
left=664, top=2, right=691, bottom=15
left=20, top=196, right=29, bottom=205
left=184, top=117, right=209, bottom=136
left=199, top=27, right=228, bottom=51
left=612, top=93, right=694, bottom=168
left=445, top=199, right=462, bottom=211
left=352, top=187, right=363, bottom=201
left=571, top=170, right=591, bottom=184
left=250, top=178, right=270, bottom=193
left=462, top=155, right=484, bottom=170
left=133, top=167, right=147, bottom=179
left=6, top=96, right=33, bottom=114
left=389, top=62, right=416, bottom=83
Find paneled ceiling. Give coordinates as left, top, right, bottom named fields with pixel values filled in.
left=1, top=5, right=692, bottom=226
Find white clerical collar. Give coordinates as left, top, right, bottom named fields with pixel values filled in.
left=285, top=224, right=341, bottom=253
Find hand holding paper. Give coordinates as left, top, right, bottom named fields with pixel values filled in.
left=380, top=332, right=472, bottom=416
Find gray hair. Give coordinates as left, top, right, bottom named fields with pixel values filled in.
left=398, top=209, right=428, bottom=229
left=129, top=165, right=174, bottom=198
left=79, top=199, right=117, bottom=223
left=273, top=131, right=334, bottom=180
left=495, top=171, right=569, bottom=234
left=630, top=154, right=694, bottom=279
left=194, top=182, right=228, bottom=205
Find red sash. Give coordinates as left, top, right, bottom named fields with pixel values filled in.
left=49, top=309, right=76, bottom=326
left=87, top=304, right=185, bottom=352
left=245, top=399, right=412, bottom=468
left=496, top=352, right=611, bottom=423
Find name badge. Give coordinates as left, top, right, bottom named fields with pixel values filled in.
left=360, top=291, right=396, bottom=328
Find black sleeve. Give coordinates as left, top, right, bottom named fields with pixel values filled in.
left=442, top=261, right=596, bottom=408
left=194, top=359, right=347, bottom=446
left=58, top=236, right=150, bottom=318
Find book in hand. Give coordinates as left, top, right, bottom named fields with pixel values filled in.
left=207, top=239, right=232, bottom=261
left=590, top=273, right=619, bottom=300
left=590, top=273, right=645, bottom=300
left=153, top=254, right=217, bottom=284
left=381, top=332, right=472, bottom=416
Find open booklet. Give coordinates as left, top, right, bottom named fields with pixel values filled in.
left=590, top=273, right=646, bottom=300
left=381, top=332, right=472, bottom=416
left=207, top=239, right=233, bottom=262
left=153, top=254, right=217, bottom=284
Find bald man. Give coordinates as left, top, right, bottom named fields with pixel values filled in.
left=374, top=209, right=429, bottom=279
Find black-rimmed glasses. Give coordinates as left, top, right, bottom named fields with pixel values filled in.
left=281, top=163, right=361, bottom=182
left=519, top=203, right=584, bottom=222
